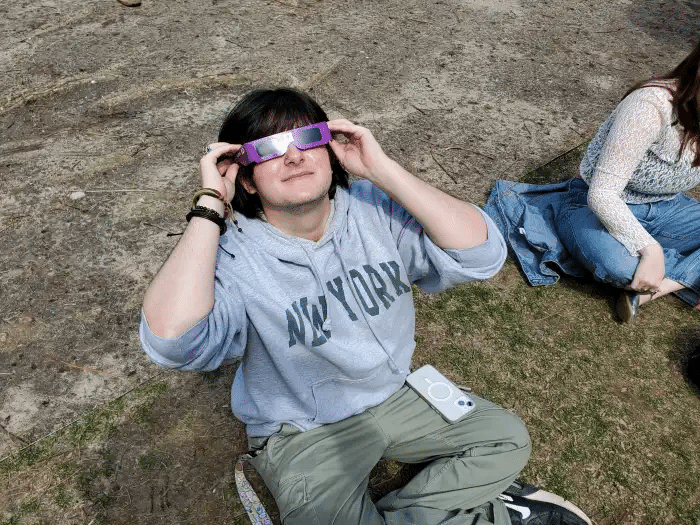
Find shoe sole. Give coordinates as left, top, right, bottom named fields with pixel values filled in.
left=519, top=489, right=592, bottom=525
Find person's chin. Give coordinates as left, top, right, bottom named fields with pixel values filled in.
left=283, top=188, right=330, bottom=209
left=288, top=178, right=331, bottom=199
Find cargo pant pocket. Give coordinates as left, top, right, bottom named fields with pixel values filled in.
left=275, top=474, right=320, bottom=525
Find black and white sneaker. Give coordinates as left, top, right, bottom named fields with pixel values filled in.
left=498, top=480, right=591, bottom=525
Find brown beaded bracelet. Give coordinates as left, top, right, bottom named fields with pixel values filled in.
left=186, top=205, right=226, bottom=235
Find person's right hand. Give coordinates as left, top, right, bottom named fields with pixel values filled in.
left=200, top=142, right=242, bottom=203
left=630, top=243, right=665, bottom=294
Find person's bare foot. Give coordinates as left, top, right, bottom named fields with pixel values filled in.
left=118, top=0, right=141, bottom=6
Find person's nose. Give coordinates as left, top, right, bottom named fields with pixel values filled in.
left=284, top=144, right=304, bottom=164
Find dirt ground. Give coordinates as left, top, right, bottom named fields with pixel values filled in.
left=1, top=0, right=699, bottom=523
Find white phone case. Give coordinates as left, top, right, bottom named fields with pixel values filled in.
left=406, top=365, right=476, bottom=422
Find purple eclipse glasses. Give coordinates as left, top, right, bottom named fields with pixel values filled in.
left=234, top=122, right=332, bottom=166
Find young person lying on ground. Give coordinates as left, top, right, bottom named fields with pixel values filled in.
left=140, top=87, right=591, bottom=525
left=486, top=38, right=700, bottom=323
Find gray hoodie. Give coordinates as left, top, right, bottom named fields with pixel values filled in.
left=140, top=181, right=506, bottom=437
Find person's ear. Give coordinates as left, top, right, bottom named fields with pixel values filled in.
left=239, top=174, right=257, bottom=194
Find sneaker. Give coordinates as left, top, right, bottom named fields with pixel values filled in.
left=498, top=480, right=591, bottom=525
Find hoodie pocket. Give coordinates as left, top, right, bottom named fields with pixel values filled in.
left=310, top=368, right=391, bottom=424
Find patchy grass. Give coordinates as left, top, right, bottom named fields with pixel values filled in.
left=5, top=275, right=698, bottom=525
left=3, top=148, right=700, bottom=524
left=0, top=368, right=268, bottom=524
left=413, top=262, right=700, bottom=524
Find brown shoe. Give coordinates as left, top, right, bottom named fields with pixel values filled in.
left=616, top=292, right=639, bottom=323
left=118, top=0, right=141, bottom=6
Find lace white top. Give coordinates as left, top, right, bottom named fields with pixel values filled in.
left=579, top=84, right=700, bottom=256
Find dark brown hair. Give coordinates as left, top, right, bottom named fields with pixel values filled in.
left=218, top=88, right=348, bottom=218
left=625, top=38, right=700, bottom=167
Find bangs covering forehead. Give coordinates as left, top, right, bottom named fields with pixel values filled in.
left=254, top=99, right=317, bottom=140
left=218, top=87, right=349, bottom=219
left=219, top=88, right=328, bottom=145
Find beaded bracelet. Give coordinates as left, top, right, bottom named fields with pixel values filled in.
left=192, top=188, right=232, bottom=218
left=186, top=205, right=227, bottom=235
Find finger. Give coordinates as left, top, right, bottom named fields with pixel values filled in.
left=327, top=119, right=367, bottom=139
left=202, top=143, right=241, bottom=162
left=206, top=142, right=231, bottom=150
left=632, top=281, right=659, bottom=294
left=630, top=278, right=647, bottom=292
left=216, top=157, right=235, bottom=177
left=326, top=118, right=358, bottom=131
left=222, top=161, right=239, bottom=183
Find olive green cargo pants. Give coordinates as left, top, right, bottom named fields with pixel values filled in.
left=248, top=384, right=531, bottom=525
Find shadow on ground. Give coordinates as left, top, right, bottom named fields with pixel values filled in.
left=671, top=326, right=700, bottom=397
left=627, top=0, right=700, bottom=48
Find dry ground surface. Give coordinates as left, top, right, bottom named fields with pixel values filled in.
left=1, top=0, right=700, bottom=524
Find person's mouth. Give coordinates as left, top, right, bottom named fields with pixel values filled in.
left=283, top=171, right=314, bottom=182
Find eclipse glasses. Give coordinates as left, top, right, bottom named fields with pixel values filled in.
left=234, top=122, right=332, bottom=166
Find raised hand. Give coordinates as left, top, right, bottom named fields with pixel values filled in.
left=200, top=142, right=242, bottom=204
left=327, top=119, right=392, bottom=182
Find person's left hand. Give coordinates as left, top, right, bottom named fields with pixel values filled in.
left=327, top=119, right=391, bottom=182
left=631, top=243, right=665, bottom=294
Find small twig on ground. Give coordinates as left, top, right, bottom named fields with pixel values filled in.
left=0, top=214, right=30, bottom=221
left=594, top=28, right=623, bottom=34
left=63, top=203, right=90, bottom=213
left=387, top=15, right=431, bottom=24
left=495, top=161, right=517, bottom=180
left=45, top=354, right=106, bottom=376
left=411, top=104, right=427, bottom=115
left=430, top=152, right=458, bottom=184
left=131, top=145, right=149, bottom=157
left=0, top=422, right=29, bottom=445
left=464, top=149, right=496, bottom=161
left=142, top=222, right=180, bottom=235
left=270, top=0, right=299, bottom=7
left=539, top=139, right=589, bottom=167
left=225, top=38, right=253, bottom=49
left=301, top=56, right=346, bottom=90
left=62, top=152, right=106, bottom=157
left=0, top=372, right=166, bottom=465
left=71, top=188, right=158, bottom=193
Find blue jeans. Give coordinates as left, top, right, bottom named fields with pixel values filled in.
left=555, top=178, right=700, bottom=306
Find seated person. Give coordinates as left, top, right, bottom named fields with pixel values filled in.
left=140, top=87, right=590, bottom=525
left=486, top=38, right=700, bottom=323
left=558, top=38, right=700, bottom=322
